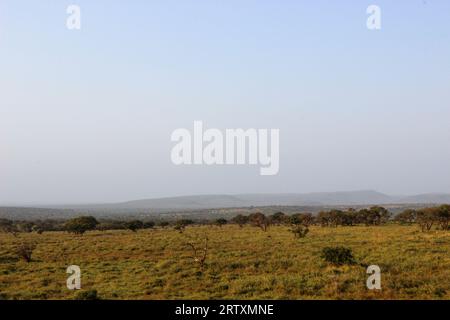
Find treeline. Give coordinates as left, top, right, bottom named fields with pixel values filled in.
left=394, top=205, right=450, bottom=231
left=0, top=217, right=164, bottom=236
left=0, top=205, right=449, bottom=236
left=229, top=206, right=392, bottom=229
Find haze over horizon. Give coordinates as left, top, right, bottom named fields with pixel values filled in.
left=1, top=1, right=450, bottom=204
left=3, top=190, right=450, bottom=208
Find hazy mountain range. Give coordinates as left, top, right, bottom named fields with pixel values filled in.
left=57, top=190, right=450, bottom=211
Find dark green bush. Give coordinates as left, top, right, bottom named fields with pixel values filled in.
left=64, top=216, right=99, bottom=235
left=321, top=246, right=356, bottom=266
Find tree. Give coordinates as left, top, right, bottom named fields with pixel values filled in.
left=317, top=210, right=342, bottom=227
left=340, top=209, right=359, bottom=226
left=289, top=213, right=312, bottom=238
left=248, top=212, right=270, bottom=231
left=317, top=211, right=332, bottom=227
left=214, top=218, right=227, bottom=227
left=64, top=216, right=99, bottom=235
left=124, top=220, right=144, bottom=232
left=395, top=209, right=417, bottom=225
left=416, top=208, right=437, bottom=232
left=158, top=221, right=170, bottom=228
left=436, top=205, right=450, bottom=230
left=361, top=207, right=391, bottom=225
left=186, top=236, right=209, bottom=269
left=289, top=213, right=313, bottom=227
left=269, top=212, right=287, bottom=225
left=174, top=219, right=193, bottom=233
left=0, top=219, right=18, bottom=237
left=231, top=214, right=248, bottom=228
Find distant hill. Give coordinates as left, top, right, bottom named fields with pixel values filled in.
left=2, top=190, right=450, bottom=219
left=78, top=190, right=450, bottom=211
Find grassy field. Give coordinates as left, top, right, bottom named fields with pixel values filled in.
left=0, top=224, right=448, bottom=300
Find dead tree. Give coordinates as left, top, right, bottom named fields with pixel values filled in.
left=186, top=236, right=209, bottom=269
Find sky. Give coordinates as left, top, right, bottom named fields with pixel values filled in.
left=1, top=0, right=450, bottom=204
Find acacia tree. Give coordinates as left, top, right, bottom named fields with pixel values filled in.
left=317, top=211, right=332, bottom=227
left=64, top=216, right=99, bottom=235
left=395, top=209, right=417, bottom=225
left=269, top=212, right=287, bottom=225
left=437, top=205, right=450, bottom=230
left=360, top=207, right=391, bottom=225
left=231, top=214, right=248, bottom=228
left=248, top=212, right=270, bottom=231
left=289, top=213, right=311, bottom=238
left=416, top=208, right=437, bottom=232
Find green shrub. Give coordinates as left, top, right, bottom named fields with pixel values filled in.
left=64, top=216, right=99, bottom=235
left=321, top=246, right=356, bottom=266
left=290, top=225, right=309, bottom=238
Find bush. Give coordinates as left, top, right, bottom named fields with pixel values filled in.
left=214, top=218, right=227, bottom=227
left=75, top=289, right=100, bottom=300
left=64, top=216, right=99, bottom=235
left=158, top=221, right=170, bottom=228
left=143, top=221, right=155, bottom=229
left=321, top=246, right=356, bottom=266
left=16, top=242, right=37, bottom=263
left=174, top=219, right=194, bottom=233
left=124, top=220, right=144, bottom=232
left=290, top=225, right=309, bottom=238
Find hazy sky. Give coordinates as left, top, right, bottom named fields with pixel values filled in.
left=1, top=0, right=450, bottom=204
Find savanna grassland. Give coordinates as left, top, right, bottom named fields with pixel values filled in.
left=0, top=224, right=448, bottom=300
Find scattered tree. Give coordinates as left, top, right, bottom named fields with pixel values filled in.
left=0, top=219, right=18, bottom=237
left=174, top=219, right=193, bottom=233
left=269, top=212, right=288, bottom=225
left=214, top=218, right=227, bottom=228
left=248, top=212, right=270, bottom=231
left=231, top=214, right=248, bottom=228
left=64, top=216, right=99, bottom=235
left=124, top=220, right=144, bottom=232
left=186, top=236, right=209, bottom=269
left=395, top=209, right=417, bottom=225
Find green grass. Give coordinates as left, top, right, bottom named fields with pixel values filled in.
left=0, top=224, right=448, bottom=300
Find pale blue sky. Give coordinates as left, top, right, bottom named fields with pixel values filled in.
left=1, top=1, right=450, bottom=204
